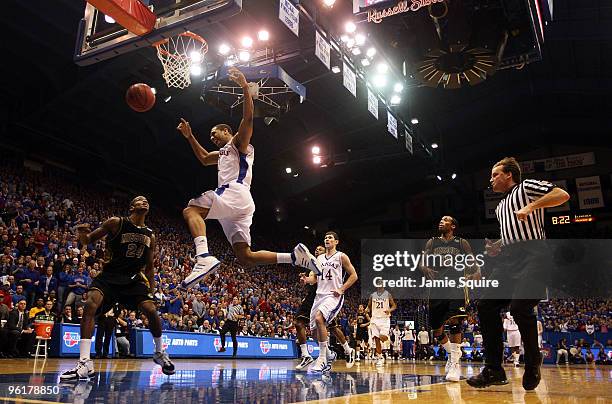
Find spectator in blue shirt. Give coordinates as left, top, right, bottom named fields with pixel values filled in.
left=21, top=261, right=40, bottom=307
left=12, top=285, right=26, bottom=307
left=166, top=289, right=183, bottom=316
left=57, top=264, right=72, bottom=309
left=64, top=266, right=90, bottom=308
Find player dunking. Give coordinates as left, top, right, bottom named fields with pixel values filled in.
left=178, top=67, right=321, bottom=288
left=367, top=286, right=397, bottom=367
left=61, top=196, right=174, bottom=380
left=301, top=232, right=358, bottom=373
left=421, top=216, right=480, bottom=382
left=295, top=245, right=356, bottom=370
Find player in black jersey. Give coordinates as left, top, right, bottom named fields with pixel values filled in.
left=61, top=196, right=175, bottom=381
left=421, top=216, right=480, bottom=382
left=295, top=246, right=356, bottom=370
left=355, top=304, right=370, bottom=361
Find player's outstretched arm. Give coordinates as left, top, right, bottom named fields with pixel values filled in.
left=75, top=217, right=121, bottom=246
left=177, top=118, right=219, bottom=166
left=228, top=67, right=253, bottom=154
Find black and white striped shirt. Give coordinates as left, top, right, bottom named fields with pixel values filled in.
left=496, top=179, right=556, bottom=245
left=226, top=304, right=244, bottom=321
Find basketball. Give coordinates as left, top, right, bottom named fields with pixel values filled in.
left=125, top=83, right=155, bottom=112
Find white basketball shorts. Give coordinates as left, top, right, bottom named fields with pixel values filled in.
left=309, top=294, right=344, bottom=330
left=369, top=317, right=390, bottom=339
left=507, top=330, right=521, bottom=348
left=188, top=183, right=255, bottom=246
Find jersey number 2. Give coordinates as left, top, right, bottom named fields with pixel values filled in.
left=375, top=301, right=384, bottom=309
left=126, top=243, right=145, bottom=258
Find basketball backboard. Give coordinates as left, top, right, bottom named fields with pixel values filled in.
left=74, top=0, right=242, bottom=66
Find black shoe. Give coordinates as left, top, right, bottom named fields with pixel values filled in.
left=218, top=347, right=226, bottom=353
left=523, top=354, right=543, bottom=391
left=466, top=367, right=508, bottom=388
left=232, top=352, right=237, bottom=358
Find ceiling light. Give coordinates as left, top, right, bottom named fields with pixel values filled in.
left=285, top=167, right=292, bottom=174
left=219, top=44, right=231, bottom=55
left=239, top=51, right=250, bottom=62
left=394, top=83, right=404, bottom=93
left=313, top=156, right=322, bottom=165
left=340, top=34, right=349, bottom=43
left=345, top=22, right=356, bottom=33
left=164, top=96, right=172, bottom=103
left=376, top=63, right=389, bottom=74
left=346, top=38, right=355, bottom=48
left=258, top=30, right=270, bottom=41
left=411, top=118, right=419, bottom=124
left=366, top=47, right=377, bottom=58
left=311, top=146, right=320, bottom=155
left=190, top=51, right=202, bottom=62
left=293, top=173, right=299, bottom=177
left=390, top=95, right=401, bottom=105
left=451, top=173, right=457, bottom=180
left=241, top=36, right=253, bottom=48
left=436, top=175, right=443, bottom=181
left=431, top=142, right=439, bottom=149
left=190, top=65, right=202, bottom=76
left=361, top=59, right=370, bottom=66
left=323, top=0, right=336, bottom=7
left=373, top=75, right=387, bottom=88
left=331, top=66, right=341, bottom=74
left=355, top=33, right=366, bottom=46
left=352, top=47, right=361, bottom=56
left=104, top=15, right=115, bottom=24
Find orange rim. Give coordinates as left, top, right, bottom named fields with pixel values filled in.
left=153, top=31, right=208, bottom=59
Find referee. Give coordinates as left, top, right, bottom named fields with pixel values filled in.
left=219, top=296, right=244, bottom=357
left=468, top=157, right=569, bottom=391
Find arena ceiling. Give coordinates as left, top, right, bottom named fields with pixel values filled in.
left=1, top=0, right=611, bottom=229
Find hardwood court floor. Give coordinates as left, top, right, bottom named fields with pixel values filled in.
left=0, top=358, right=608, bottom=403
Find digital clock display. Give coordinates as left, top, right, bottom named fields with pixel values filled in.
left=551, top=214, right=595, bottom=224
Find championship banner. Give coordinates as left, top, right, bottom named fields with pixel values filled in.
left=343, top=62, right=357, bottom=97
left=521, top=152, right=595, bottom=174
left=279, top=0, right=299, bottom=37
left=315, top=30, right=331, bottom=70
left=405, top=131, right=413, bottom=154
left=576, top=176, right=604, bottom=209
left=387, top=111, right=397, bottom=139
left=548, top=180, right=570, bottom=212
left=367, top=88, right=378, bottom=119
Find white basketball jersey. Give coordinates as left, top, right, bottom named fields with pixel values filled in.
left=316, top=251, right=344, bottom=295
left=504, top=313, right=519, bottom=331
left=371, top=290, right=391, bottom=319
left=217, top=142, right=254, bottom=188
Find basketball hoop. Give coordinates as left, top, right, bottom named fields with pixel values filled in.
left=153, top=31, right=208, bottom=89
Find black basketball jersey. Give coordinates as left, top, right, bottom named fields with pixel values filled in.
left=357, top=312, right=368, bottom=330
left=428, top=236, right=467, bottom=278
left=103, top=217, right=153, bottom=275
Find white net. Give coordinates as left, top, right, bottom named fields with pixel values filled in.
left=155, top=32, right=208, bottom=89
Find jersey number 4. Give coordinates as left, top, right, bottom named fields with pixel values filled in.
left=319, top=270, right=333, bottom=281
left=126, top=243, right=145, bottom=258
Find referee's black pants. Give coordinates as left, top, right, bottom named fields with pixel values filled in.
left=479, top=241, right=549, bottom=370
left=220, top=320, right=239, bottom=356
left=478, top=298, right=540, bottom=369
